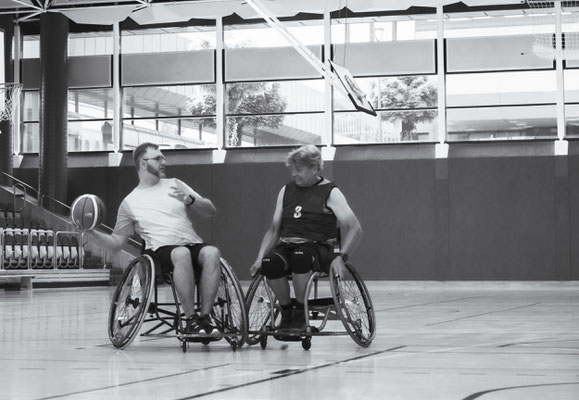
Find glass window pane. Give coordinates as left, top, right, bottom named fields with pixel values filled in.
left=23, top=91, right=40, bottom=122
left=334, top=110, right=438, bottom=144
left=225, top=113, right=324, bottom=147
left=226, top=80, right=323, bottom=114
left=443, top=9, right=544, bottom=39
left=332, top=14, right=436, bottom=44
left=335, top=75, right=438, bottom=111
left=123, top=118, right=217, bottom=149
left=447, top=71, right=556, bottom=107
left=69, top=32, right=113, bottom=56
left=22, top=122, right=39, bottom=153
left=68, top=120, right=114, bottom=152
left=23, top=35, right=39, bottom=59
left=121, top=27, right=216, bottom=53
left=123, top=85, right=216, bottom=119
left=225, top=22, right=323, bottom=48
left=68, top=89, right=114, bottom=120
left=566, top=104, right=579, bottom=138
left=447, top=105, right=557, bottom=141
left=565, top=69, right=579, bottom=102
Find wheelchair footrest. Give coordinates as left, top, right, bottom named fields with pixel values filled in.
left=307, top=297, right=335, bottom=307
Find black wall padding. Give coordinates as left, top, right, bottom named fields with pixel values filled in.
left=38, top=13, right=68, bottom=212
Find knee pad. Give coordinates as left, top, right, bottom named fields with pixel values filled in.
left=290, top=247, right=316, bottom=274
left=260, top=252, right=287, bottom=279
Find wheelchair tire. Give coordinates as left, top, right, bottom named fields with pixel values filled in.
left=245, top=274, right=278, bottom=346
left=211, top=258, right=248, bottom=349
left=108, top=255, right=155, bottom=349
left=330, top=262, right=376, bottom=347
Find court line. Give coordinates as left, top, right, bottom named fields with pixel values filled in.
left=426, top=302, right=541, bottom=326
left=174, top=346, right=406, bottom=400
left=35, top=363, right=230, bottom=400
left=374, top=296, right=484, bottom=312
left=461, top=381, right=579, bottom=400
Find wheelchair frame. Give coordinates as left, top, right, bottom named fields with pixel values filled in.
left=245, top=261, right=376, bottom=350
left=108, top=254, right=248, bottom=352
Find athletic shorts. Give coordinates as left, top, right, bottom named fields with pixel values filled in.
left=145, top=243, right=210, bottom=284
left=267, top=241, right=336, bottom=275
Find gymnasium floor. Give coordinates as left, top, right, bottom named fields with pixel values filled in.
left=0, top=282, right=578, bottom=400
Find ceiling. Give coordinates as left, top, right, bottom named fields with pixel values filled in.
left=0, top=0, right=527, bottom=26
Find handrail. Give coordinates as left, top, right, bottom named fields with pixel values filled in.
left=0, top=171, right=39, bottom=196
left=40, top=194, right=71, bottom=211
left=0, top=172, right=141, bottom=250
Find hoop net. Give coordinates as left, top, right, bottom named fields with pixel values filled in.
left=526, top=1, right=579, bottom=60
left=0, top=83, right=22, bottom=122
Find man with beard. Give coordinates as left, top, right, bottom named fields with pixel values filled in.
left=87, top=142, right=221, bottom=336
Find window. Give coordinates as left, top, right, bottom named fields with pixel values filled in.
left=334, top=75, right=438, bottom=143
left=122, top=84, right=217, bottom=149
left=122, top=26, right=216, bottom=53
left=225, top=80, right=324, bottom=147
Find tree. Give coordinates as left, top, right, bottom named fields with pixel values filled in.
left=185, top=39, right=287, bottom=146
left=226, top=82, right=287, bottom=146
left=370, top=76, right=437, bottom=141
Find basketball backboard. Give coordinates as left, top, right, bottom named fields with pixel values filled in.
left=329, top=60, right=377, bottom=117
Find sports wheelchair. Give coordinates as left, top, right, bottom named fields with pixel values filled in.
left=245, top=251, right=376, bottom=350
left=108, top=253, right=247, bottom=352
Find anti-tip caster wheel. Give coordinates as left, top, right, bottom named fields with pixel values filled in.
left=260, top=335, right=268, bottom=350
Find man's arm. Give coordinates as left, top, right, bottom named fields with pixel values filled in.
left=169, top=181, right=216, bottom=217
left=85, top=230, right=131, bottom=254
left=327, top=188, right=363, bottom=275
left=249, top=187, right=285, bottom=276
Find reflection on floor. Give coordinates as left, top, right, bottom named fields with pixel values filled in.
left=0, top=281, right=578, bottom=400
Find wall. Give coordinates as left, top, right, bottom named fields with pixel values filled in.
left=13, top=141, right=579, bottom=281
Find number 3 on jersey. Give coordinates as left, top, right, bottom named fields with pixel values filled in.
left=294, top=206, right=302, bottom=218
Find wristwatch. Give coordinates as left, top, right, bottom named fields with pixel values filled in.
left=337, top=252, right=349, bottom=263
left=186, top=194, right=196, bottom=206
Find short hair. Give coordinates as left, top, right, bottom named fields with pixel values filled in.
left=286, top=145, right=323, bottom=171
left=133, top=142, right=159, bottom=169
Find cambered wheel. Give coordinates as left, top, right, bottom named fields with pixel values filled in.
left=211, top=259, right=248, bottom=349
left=108, top=255, right=155, bottom=349
left=245, top=274, right=278, bottom=345
left=330, top=262, right=376, bottom=347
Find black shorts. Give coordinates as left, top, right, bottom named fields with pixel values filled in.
left=268, top=241, right=336, bottom=275
left=145, top=243, right=210, bottom=283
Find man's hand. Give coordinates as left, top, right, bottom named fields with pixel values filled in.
left=169, top=186, right=189, bottom=204
left=331, top=256, right=349, bottom=279
left=249, top=261, right=262, bottom=277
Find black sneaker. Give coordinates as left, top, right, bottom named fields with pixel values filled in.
left=290, top=304, right=307, bottom=332
left=277, top=306, right=293, bottom=332
left=184, top=314, right=220, bottom=336
left=184, top=314, right=202, bottom=334
left=198, top=314, right=220, bottom=336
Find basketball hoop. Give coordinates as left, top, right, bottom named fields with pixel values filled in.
left=526, top=1, right=579, bottom=60
left=0, top=82, right=22, bottom=122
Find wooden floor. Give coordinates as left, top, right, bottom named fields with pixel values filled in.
left=1, top=281, right=578, bottom=400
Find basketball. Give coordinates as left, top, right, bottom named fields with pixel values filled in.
left=70, top=194, right=105, bottom=231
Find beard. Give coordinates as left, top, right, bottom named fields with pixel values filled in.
left=146, top=163, right=165, bottom=178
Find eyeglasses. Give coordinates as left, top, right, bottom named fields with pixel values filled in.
left=142, top=156, right=166, bottom=162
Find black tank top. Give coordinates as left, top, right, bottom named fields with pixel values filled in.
left=280, top=178, right=339, bottom=242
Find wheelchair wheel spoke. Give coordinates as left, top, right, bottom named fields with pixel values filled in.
left=108, top=255, right=155, bottom=349
left=331, top=264, right=376, bottom=347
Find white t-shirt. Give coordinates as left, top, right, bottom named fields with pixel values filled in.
left=113, top=178, right=203, bottom=250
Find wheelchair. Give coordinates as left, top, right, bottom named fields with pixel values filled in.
left=108, top=253, right=248, bottom=352
left=245, top=253, right=376, bottom=350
